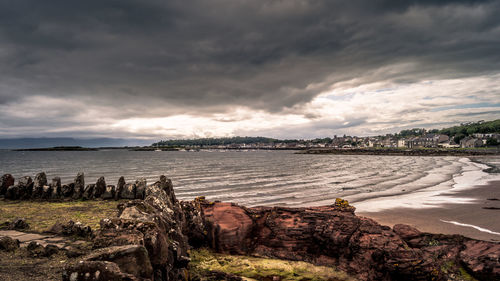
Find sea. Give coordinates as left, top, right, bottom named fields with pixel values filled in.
left=1, top=150, right=499, bottom=211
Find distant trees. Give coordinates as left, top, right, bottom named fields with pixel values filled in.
left=439, top=120, right=500, bottom=138
left=487, top=138, right=499, bottom=146
left=153, top=136, right=278, bottom=147
left=396, top=128, right=426, bottom=138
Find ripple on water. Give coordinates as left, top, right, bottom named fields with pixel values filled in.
left=1, top=151, right=499, bottom=208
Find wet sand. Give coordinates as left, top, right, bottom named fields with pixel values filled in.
left=358, top=180, right=500, bottom=242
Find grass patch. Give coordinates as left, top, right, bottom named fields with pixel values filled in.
left=440, top=261, right=478, bottom=281
left=0, top=199, right=123, bottom=232
left=189, top=248, right=356, bottom=281
left=0, top=247, right=83, bottom=281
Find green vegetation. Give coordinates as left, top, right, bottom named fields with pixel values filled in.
left=397, top=128, right=427, bottom=138
left=440, top=261, right=478, bottom=281
left=189, top=248, right=355, bottom=281
left=0, top=200, right=121, bottom=232
left=154, top=137, right=335, bottom=147
left=154, top=137, right=278, bottom=147
left=439, top=120, right=500, bottom=137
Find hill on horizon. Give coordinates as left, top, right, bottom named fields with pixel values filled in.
left=0, top=138, right=151, bottom=149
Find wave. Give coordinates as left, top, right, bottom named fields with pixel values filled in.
left=440, top=220, right=500, bottom=236
left=2, top=150, right=500, bottom=209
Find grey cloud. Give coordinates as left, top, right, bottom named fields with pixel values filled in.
left=0, top=0, right=499, bottom=137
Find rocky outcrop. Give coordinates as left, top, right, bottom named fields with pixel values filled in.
left=102, top=185, right=116, bottom=200
left=5, top=176, right=33, bottom=200
left=73, top=172, right=85, bottom=199
left=134, top=178, right=147, bottom=200
left=72, top=176, right=191, bottom=281
left=83, top=245, right=153, bottom=279
left=190, top=199, right=500, bottom=281
left=115, top=176, right=126, bottom=200
left=94, top=177, right=107, bottom=198
left=2, top=173, right=150, bottom=201
left=120, top=183, right=136, bottom=199
left=32, top=172, right=47, bottom=199
left=83, top=184, right=95, bottom=200
left=460, top=240, right=500, bottom=279
left=0, top=174, right=15, bottom=195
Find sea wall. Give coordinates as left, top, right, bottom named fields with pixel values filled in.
left=0, top=173, right=168, bottom=201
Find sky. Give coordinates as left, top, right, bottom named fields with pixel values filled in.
left=0, top=0, right=499, bottom=141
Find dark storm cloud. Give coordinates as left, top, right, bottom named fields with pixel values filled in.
left=0, top=0, right=499, bottom=136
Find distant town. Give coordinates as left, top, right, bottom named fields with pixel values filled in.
left=153, top=119, right=500, bottom=150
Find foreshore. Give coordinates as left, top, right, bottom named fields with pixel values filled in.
left=1, top=172, right=500, bottom=280
left=358, top=180, right=500, bottom=242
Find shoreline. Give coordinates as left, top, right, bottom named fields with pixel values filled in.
left=358, top=180, right=500, bottom=241
left=298, top=147, right=500, bottom=156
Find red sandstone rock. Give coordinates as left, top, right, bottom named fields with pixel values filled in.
left=460, top=240, right=500, bottom=279
left=393, top=224, right=421, bottom=240
left=196, top=201, right=500, bottom=281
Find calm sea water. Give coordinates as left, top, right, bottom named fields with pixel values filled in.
left=1, top=150, right=499, bottom=207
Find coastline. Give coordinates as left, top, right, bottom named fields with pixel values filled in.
left=358, top=180, right=500, bottom=241
left=298, top=147, right=500, bottom=156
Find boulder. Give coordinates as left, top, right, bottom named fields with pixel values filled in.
left=0, top=236, right=19, bottom=251
left=114, top=176, right=126, bottom=200
left=160, top=175, right=176, bottom=202
left=18, top=176, right=34, bottom=199
left=120, top=183, right=136, bottom=199
left=134, top=178, right=147, bottom=200
left=44, top=244, right=59, bottom=257
left=0, top=174, right=15, bottom=195
left=62, top=183, right=75, bottom=198
left=41, top=185, right=53, bottom=199
left=82, top=184, right=95, bottom=200
left=50, top=177, right=62, bottom=199
left=102, top=185, right=115, bottom=200
left=5, top=185, right=20, bottom=200
left=72, top=172, right=85, bottom=199
left=49, top=220, right=92, bottom=238
left=393, top=224, right=421, bottom=240
left=27, top=241, right=45, bottom=257
left=7, top=218, right=29, bottom=230
left=32, top=172, right=47, bottom=199
left=63, top=261, right=139, bottom=281
left=93, top=176, right=106, bottom=198
left=83, top=245, right=153, bottom=279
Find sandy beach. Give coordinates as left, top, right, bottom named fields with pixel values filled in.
left=358, top=180, right=500, bottom=241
